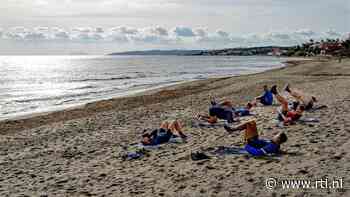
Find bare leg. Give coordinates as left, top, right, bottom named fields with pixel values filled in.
left=169, top=120, right=187, bottom=138
left=275, top=94, right=289, bottom=112
left=289, top=88, right=305, bottom=102
left=160, top=121, right=170, bottom=130
left=224, top=120, right=257, bottom=133
left=197, top=113, right=218, bottom=123
left=197, top=113, right=210, bottom=119
left=219, top=100, right=233, bottom=108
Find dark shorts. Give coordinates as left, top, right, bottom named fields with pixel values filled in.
left=209, top=106, right=234, bottom=123
left=259, top=98, right=272, bottom=106
left=305, top=102, right=314, bottom=110
left=153, top=128, right=173, bottom=145
left=277, top=110, right=288, bottom=121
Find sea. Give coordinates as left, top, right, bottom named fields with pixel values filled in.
left=0, top=55, right=292, bottom=120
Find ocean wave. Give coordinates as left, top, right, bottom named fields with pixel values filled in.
left=71, top=85, right=96, bottom=90
left=12, top=87, right=124, bottom=104
left=71, top=76, right=133, bottom=82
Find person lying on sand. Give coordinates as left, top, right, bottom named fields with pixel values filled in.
left=271, top=85, right=305, bottom=124
left=141, top=120, right=187, bottom=146
left=224, top=120, right=287, bottom=156
left=198, top=100, right=237, bottom=124
left=254, top=85, right=274, bottom=106
left=284, top=84, right=317, bottom=110
left=198, top=99, right=253, bottom=124
left=211, top=99, right=253, bottom=117
left=233, top=102, right=253, bottom=117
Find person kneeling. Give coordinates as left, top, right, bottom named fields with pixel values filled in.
left=224, top=120, right=287, bottom=156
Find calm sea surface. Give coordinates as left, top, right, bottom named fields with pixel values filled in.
left=0, top=55, right=291, bottom=120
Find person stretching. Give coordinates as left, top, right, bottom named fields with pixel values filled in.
left=141, top=120, right=187, bottom=146
left=255, top=85, right=274, bottom=106
left=224, top=120, right=288, bottom=156
left=271, top=85, right=305, bottom=124
left=198, top=100, right=237, bottom=124
left=284, top=84, right=317, bottom=110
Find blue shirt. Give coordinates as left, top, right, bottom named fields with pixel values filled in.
left=234, top=108, right=250, bottom=116
left=262, top=91, right=273, bottom=105
left=244, top=138, right=280, bottom=156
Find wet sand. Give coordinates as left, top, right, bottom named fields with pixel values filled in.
left=0, top=58, right=349, bottom=196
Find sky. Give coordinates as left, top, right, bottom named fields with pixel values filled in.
left=0, top=0, right=349, bottom=55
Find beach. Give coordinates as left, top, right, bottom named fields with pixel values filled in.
left=0, top=58, right=349, bottom=196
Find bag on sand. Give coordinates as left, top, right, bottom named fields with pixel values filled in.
left=190, top=151, right=211, bottom=161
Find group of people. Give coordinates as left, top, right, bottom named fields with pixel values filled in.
left=140, top=83, right=317, bottom=157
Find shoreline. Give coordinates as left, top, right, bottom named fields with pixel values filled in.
left=0, top=58, right=308, bottom=133
left=1, top=57, right=349, bottom=196
left=0, top=58, right=314, bottom=134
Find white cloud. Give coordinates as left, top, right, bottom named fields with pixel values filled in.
left=72, top=27, right=92, bottom=33
left=0, top=25, right=347, bottom=53
left=173, top=27, right=195, bottom=37
left=216, top=30, right=229, bottom=38
left=324, top=29, right=341, bottom=38
left=194, top=28, right=208, bottom=38
left=294, top=29, right=316, bottom=37
left=110, top=26, right=139, bottom=35
left=24, top=32, right=47, bottom=40
left=95, top=27, right=104, bottom=33
left=148, top=26, right=169, bottom=36
left=54, top=30, right=70, bottom=40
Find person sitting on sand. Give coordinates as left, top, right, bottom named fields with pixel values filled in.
left=271, top=85, right=305, bottom=124
left=224, top=120, right=287, bottom=156
left=284, top=84, right=317, bottom=110
left=255, top=85, right=274, bottom=106
left=198, top=100, right=237, bottom=124
left=141, top=120, right=187, bottom=146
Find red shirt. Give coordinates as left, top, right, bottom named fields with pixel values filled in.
left=287, top=111, right=301, bottom=121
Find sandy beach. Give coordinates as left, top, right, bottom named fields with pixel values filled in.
left=0, top=58, right=349, bottom=196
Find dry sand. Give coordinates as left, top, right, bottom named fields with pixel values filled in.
left=0, top=58, right=349, bottom=196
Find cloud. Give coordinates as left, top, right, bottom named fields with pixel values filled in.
left=0, top=25, right=346, bottom=49
left=216, top=30, right=229, bottom=38
left=294, top=29, right=316, bottom=37
left=148, top=26, right=169, bottom=36
left=130, top=27, right=174, bottom=44
left=54, top=30, right=70, bottom=40
left=267, top=32, right=291, bottom=40
left=108, top=33, right=129, bottom=43
left=24, top=32, right=47, bottom=40
left=173, top=27, right=195, bottom=37
left=34, top=26, right=49, bottom=32
left=324, top=29, right=341, bottom=38
left=72, top=27, right=92, bottom=33
left=110, top=26, right=139, bottom=35
left=194, top=28, right=208, bottom=37
left=95, top=27, right=104, bottom=33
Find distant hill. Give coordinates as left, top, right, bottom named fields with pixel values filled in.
left=198, top=46, right=293, bottom=56
left=108, top=50, right=202, bottom=56
left=108, top=46, right=295, bottom=56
